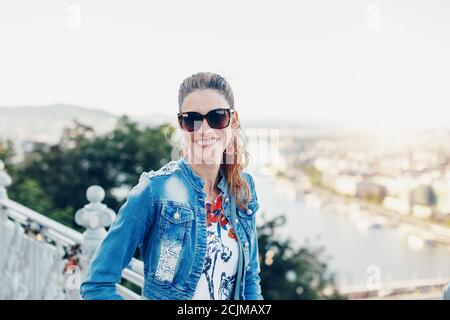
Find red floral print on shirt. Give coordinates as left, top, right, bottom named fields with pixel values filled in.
left=205, top=194, right=237, bottom=242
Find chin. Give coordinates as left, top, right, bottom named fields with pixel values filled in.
left=189, top=145, right=224, bottom=165
left=190, top=151, right=223, bottom=165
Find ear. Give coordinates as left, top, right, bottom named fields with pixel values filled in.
left=231, top=111, right=239, bottom=129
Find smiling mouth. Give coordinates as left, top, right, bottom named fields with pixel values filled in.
left=194, top=137, right=220, bottom=147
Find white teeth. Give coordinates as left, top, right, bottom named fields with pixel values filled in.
left=195, top=138, right=218, bottom=146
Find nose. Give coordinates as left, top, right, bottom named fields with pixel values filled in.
left=195, top=118, right=213, bottom=134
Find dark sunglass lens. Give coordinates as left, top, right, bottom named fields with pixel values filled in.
left=181, top=112, right=203, bottom=132
left=207, top=109, right=230, bottom=129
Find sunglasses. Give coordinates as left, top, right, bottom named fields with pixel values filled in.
left=177, top=108, right=235, bottom=132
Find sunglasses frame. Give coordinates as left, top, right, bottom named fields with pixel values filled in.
left=177, top=108, right=235, bottom=132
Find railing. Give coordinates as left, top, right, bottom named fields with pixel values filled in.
left=0, top=160, right=144, bottom=300
left=340, top=277, right=450, bottom=300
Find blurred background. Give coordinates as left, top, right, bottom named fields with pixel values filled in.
left=1, top=0, right=450, bottom=299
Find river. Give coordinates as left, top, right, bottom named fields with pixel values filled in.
left=252, top=172, right=450, bottom=288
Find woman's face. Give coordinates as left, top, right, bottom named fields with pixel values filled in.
left=180, top=89, right=238, bottom=165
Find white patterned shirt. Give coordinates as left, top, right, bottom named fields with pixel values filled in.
left=192, top=193, right=239, bottom=300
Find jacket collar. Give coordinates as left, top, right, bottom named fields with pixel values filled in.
left=179, top=156, right=228, bottom=195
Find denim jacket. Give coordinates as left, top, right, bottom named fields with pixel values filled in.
left=80, top=156, right=263, bottom=300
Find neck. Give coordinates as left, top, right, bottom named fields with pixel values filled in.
left=188, top=161, right=221, bottom=197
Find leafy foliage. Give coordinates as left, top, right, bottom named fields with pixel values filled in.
left=6, top=116, right=174, bottom=229
left=258, top=214, right=345, bottom=299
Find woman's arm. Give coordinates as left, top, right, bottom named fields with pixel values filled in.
left=243, top=172, right=264, bottom=300
left=80, top=176, right=154, bottom=300
left=244, top=221, right=264, bottom=300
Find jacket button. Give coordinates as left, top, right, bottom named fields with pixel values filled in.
left=173, top=211, right=180, bottom=220
left=224, top=197, right=230, bottom=203
left=244, top=242, right=249, bottom=247
left=246, top=208, right=252, bottom=215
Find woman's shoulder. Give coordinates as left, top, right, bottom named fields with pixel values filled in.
left=241, top=170, right=259, bottom=203
left=139, top=159, right=183, bottom=183
left=135, top=159, right=189, bottom=202
left=241, top=171, right=256, bottom=190
left=238, top=171, right=260, bottom=217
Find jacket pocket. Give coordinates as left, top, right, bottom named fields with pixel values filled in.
left=154, top=203, right=195, bottom=284
left=158, top=203, right=195, bottom=244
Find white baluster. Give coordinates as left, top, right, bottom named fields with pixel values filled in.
left=0, top=165, right=9, bottom=283
left=1, top=221, right=26, bottom=299
left=40, top=243, right=67, bottom=299
left=75, top=185, right=116, bottom=258
left=0, top=159, right=19, bottom=298
left=75, top=185, right=116, bottom=295
left=0, top=160, right=12, bottom=200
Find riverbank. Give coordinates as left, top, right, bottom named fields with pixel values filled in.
left=308, top=185, right=450, bottom=248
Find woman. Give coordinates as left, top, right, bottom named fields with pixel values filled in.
left=80, top=72, right=263, bottom=300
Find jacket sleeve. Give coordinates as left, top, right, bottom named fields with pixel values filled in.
left=80, top=175, right=154, bottom=300
left=243, top=172, right=264, bottom=300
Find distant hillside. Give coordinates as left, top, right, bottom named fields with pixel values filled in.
left=135, top=113, right=176, bottom=128
left=0, top=104, right=119, bottom=144
left=0, top=104, right=179, bottom=146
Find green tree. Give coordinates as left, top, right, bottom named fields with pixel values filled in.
left=8, top=116, right=174, bottom=229
left=258, top=214, right=345, bottom=299
left=12, top=178, right=74, bottom=227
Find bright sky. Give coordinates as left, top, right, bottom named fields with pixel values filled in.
left=1, top=0, right=450, bottom=131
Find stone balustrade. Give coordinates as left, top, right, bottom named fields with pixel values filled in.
left=0, top=159, right=144, bottom=299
